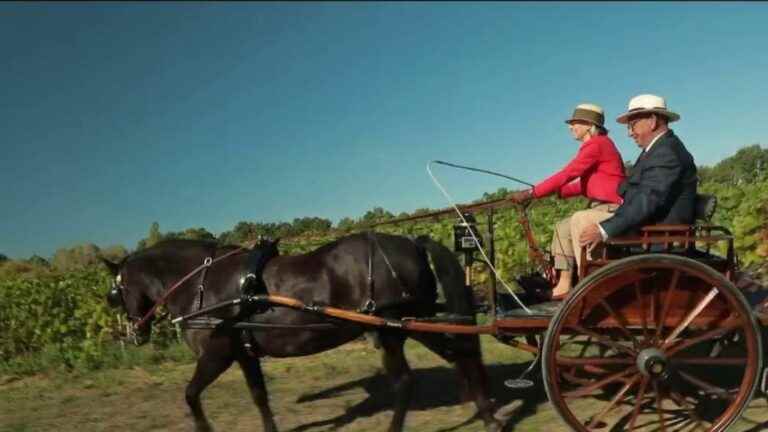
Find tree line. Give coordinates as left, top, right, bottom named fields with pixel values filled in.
left=2, top=144, right=767, bottom=278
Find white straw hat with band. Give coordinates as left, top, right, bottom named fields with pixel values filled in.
left=616, top=94, right=680, bottom=124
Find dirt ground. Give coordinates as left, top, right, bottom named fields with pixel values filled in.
left=2, top=336, right=768, bottom=432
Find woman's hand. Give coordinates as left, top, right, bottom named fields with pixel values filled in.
left=507, top=190, right=533, bottom=204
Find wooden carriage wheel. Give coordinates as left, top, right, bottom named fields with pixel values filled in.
left=542, top=254, right=762, bottom=431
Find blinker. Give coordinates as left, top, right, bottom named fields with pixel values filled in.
left=106, top=284, right=125, bottom=309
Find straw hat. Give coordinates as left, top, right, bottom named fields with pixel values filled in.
left=565, top=103, right=605, bottom=127
left=616, top=94, right=680, bottom=124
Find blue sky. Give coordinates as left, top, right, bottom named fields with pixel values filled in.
left=2, top=2, right=767, bottom=259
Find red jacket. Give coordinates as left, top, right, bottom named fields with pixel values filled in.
left=532, top=135, right=625, bottom=204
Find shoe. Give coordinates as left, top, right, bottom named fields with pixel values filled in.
left=550, top=292, right=569, bottom=301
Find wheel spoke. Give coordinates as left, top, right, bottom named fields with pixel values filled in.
left=635, top=281, right=650, bottom=344
left=665, top=319, right=741, bottom=357
left=599, top=298, right=641, bottom=349
left=677, top=370, right=733, bottom=399
left=654, top=381, right=668, bottom=432
left=577, top=336, right=593, bottom=357
left=569, top=324, right=637, bottom=356
left=672, top=357, right=746, bottom=366
left=662, top=287, right=719, bottom=348
left=563, top=367, right=638, bottom=398
left=668, top=391, right=708, bottom=431
left=628, top=376, right=650, bottom=431
left=556, top=356, right=635, bottom=367
left=587, top=375, right=640, bottom=429
left=654, top=270, right=681, bottom=344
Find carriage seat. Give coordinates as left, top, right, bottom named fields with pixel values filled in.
left=581, top=194, right=734, bottom=278
left=607, top=193, right=717, bottom=248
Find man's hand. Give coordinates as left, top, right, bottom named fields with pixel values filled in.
left=507, top=190, right=533, bottom=204
left=579, top=223, right=604, bottom=247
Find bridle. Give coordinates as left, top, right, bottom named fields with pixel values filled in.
left=109, top=246, right=249, bottom=337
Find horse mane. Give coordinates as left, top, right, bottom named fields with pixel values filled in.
left=124, top=239, right=235, bottom=264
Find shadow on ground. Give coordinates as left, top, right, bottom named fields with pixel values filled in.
left=288, top=361, right=547, bottom=432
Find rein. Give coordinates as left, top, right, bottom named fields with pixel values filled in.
left=134, top=246, right=248, bottom=330
left=516, top=204, right=556, bottom=284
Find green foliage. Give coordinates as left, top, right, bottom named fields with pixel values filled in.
left=0, top=267, right=183, bottom=375
left=51, top=243, right=103, bottom=272
left=0, top=259, right=51, bottom=280
left=0, top=269, right=116, bottom=368
left=26, top=255, right=50, bottom=267
left=480, top=187, right=511, bottom=201
left=99, top=245, right=128, bottom=263
left=698, top=144, right=768, bottom=184
left=360, top=207, right=395, bottom=225
left=137, top=223, right=216, bottom=250
left=700, top=178, right=768, bottom=265
left=0, top=253, right=7, bottom=263
left=217, top=217, right=332, bottom=246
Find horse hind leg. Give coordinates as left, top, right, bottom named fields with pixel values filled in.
left=410, top=332, right=502, bottom=432
left=185, top=353, right=234, bottom=432
left=379, top=331, right=414, bottom=432
left=236, top=355, right=278, bottom=432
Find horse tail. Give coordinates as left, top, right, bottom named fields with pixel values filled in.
left=414, top=235, right=475, bottom=318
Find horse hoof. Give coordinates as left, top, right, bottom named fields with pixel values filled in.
left=486, top=420, right=504, bottom=432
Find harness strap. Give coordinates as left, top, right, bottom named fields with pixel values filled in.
left=134, top=246, right=247, bottom=330
left=361, top=231, right=415, bottom=314
left=196, top=256, right=213, bottom=311
left=370, top=232, right=401, bottom=284
left=363, top=231, right=376, bottom=313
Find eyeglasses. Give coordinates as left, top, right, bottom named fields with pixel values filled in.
left=627, top=114, right=653, bottom=131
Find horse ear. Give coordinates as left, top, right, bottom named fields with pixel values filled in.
left=99, top=257, right=120, bottom=276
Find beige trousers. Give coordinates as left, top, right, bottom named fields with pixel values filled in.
left=551, top=203, right=618, bottom=271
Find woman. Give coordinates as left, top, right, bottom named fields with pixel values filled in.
left=508, top=103, right=625, bottom=299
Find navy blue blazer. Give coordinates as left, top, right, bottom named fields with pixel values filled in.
left=600, top=130, right=698, bottom=238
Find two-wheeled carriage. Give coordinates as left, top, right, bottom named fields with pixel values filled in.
left=107, top=190, right=768, bottom=431
left=364, top=192, right=767, bottom=431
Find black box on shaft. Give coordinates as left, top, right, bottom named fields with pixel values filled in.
left=453, top=213, right=483, bottom=252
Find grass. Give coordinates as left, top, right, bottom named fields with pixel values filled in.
left=2, top=336, right=768, bottom=432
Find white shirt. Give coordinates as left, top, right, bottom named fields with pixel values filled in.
left=596, top=130, right=669, bottom=241
left=643, top=130, right=666, bottom=154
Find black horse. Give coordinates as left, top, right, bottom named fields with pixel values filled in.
left=102, top=233, right=500, bottom=432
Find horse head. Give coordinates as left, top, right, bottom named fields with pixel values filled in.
left=101, top=255, right=155, bottom=346
left=252, top=237, right=280, bottom=263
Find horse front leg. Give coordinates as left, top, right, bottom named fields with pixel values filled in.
left=185, top=353, right=234, bottom=432
left=379, top=331, right=414, bottom=432
left=236, top=355, right=278, bottom=432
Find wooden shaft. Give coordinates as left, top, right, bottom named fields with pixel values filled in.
left=259, top=295, right=495, bottom=334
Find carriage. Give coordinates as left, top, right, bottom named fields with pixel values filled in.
left=104, top=188, right=768, bottom=431
left=368, top=192, right=767, bottom=431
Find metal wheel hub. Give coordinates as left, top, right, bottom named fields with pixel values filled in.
left=637, top=347, right=668, bottom=378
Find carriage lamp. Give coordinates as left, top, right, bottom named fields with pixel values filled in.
left=453, top=213, right=483, bottom=253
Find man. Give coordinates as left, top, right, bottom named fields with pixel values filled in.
left=579, top=94, right=698, bottom=250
